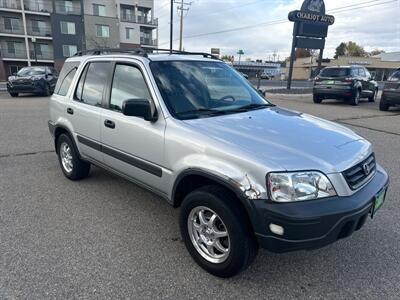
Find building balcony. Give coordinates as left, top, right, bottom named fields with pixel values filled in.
left=0, top=48, right=28, bottom=59
left=27, top=25, right=52, bottom=37
left=140, top=37, right=157, bottom=47
left=0, top=23, right=24, bottom=35
left=138, top=16, right=158, bottom=26
left=23, top=0, right=53, bottom=13
left=0, top=0, right=21, bottom=10
left=55, top=1, right=81, bottom=15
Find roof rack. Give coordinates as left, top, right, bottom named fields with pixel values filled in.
left=73, top=47, right=220, bottom=61
left=74, top=48, right=148, bottom=58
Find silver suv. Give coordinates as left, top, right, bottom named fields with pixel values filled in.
left=49, top=49, right=389, bottom=277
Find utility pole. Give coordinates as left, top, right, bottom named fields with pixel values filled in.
left=170, top=0, right=173, bottom=53
left=174, top=0, right=192, bottom=51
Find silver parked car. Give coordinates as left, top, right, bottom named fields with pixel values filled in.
left=49, top=49, right=389, bottom=277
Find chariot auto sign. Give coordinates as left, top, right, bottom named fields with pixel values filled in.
left=287, top=0, right=335, bottom=89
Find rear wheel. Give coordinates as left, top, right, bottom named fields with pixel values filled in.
left=369, top=88, right=378, bottom=102
left=57, top=134, right=90, bottom=180
left=9, top=92, right=18, bottom=97
left=313, top=94, right=322, bottom=104
left=180, top=185, right=258, bottom=278
left=379, top=96, right=390, bottom=111
left=350, top=89, right=361, bottom=106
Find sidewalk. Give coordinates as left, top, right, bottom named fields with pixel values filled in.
left=0, top=82, right=6, bottom=91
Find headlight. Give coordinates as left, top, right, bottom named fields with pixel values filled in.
left=32, top=76, right=41, bottom=81
left=267, top=171, right=336, bottom=202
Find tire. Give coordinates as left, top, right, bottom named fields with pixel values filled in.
left=350, top=89, right=361, bottom=106
left=180, top=185, right=258, bottom=278
left=313, top=94, right=322, bottom=104
left=9, top=92, right=18, bottom=97
left=43, top=84, right=51, bottom=96
left=56, top=134, right=90, bottom=180
left=369, top=88, right=378, bottom=102
left=379, top=97, right=390, bottom=111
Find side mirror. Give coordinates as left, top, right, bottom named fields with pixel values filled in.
left=122, top=99, right=157, bottom=122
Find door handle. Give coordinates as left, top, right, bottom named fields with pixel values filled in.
left=104, top=119, right=115, bottom=129
left=67, top=108, right=74, bottom=115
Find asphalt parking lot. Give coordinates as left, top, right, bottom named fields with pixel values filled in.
left=0, top=92, right=399, bottom=299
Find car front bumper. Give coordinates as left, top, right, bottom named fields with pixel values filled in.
left=252, top=164, right=389, bottom=253
left=7, top=81, right=46, bottom=93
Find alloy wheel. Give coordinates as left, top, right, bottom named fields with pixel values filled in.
left=60, top=142, right=73, bottom=173
left=187, top=206, right=230, bottom=264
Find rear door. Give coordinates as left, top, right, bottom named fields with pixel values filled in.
left=67, top=60, right=112, bottom=162
left=101, top=61, right=166, bottom=193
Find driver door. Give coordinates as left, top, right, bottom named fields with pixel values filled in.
left=101, top=62, right=166, bottom=193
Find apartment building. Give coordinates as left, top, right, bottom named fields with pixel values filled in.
left=0, top=0, right=158, bottom=80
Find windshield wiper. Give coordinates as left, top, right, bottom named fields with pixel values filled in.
left=228, top=103, right=275, bottom=112
left=177, top=108, right=227, bottom=117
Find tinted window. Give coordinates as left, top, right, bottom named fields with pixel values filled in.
left=76, top=62, right=110, bottom=106
left=351, top=68, right=359, bottom=76
left=320, top=68, right=350, bottom=77
left=358, top=68, right=366, bottom=77
left=110, top=64, right=151, bottom=111
left=54, top=61, right=80, bottom=95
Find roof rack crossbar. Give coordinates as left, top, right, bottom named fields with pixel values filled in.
left=152, top=48, right=220, bottom=60
left=74, top=48, right=148, bottom=58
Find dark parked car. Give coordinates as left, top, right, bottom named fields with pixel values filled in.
left=380, top=68, right=400, bottom=111
left=7, top=66, right=58, bottom=97
left=313, top=66, right=379, bottom=106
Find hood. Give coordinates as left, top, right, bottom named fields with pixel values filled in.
left=183, top=107, right=371, bottom=173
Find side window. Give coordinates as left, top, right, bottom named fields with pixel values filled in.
left=351, top=68, right=359, bottom=76
left=358, top=68, right=366, bottom=77
left=110, top=64, right=151, bottom=111
left=54, top=61, right=80, bottom=95
left=75, top=62, right=110, bottom=106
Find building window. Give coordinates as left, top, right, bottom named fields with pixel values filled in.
left=63, top=45, right=78, bottom=57
left=35, top=43, right=49, bottom=57
left=64, top=0, right=73, bottom=13
left=126, top=28, right=134, bottom=39
left=96, top=25, right=109, bottom=38
left=31, top=20, right=47, bottom=34
left=121, top=7, right=135, bottom=22
left=60, top=21, right=76, bottom=35
left=93, top=4, right=106, bottom=16
left=7, top=41, right=24, bottom=54
left=4, top=17, right=20, bottom=31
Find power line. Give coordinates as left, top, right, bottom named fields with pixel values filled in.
left=159, top=0, right=397, bottom=46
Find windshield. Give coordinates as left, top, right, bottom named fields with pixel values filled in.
left=17, top=67, right=46, bottom=77
left=150, top=61, right=272, bottom=120
left=320, top=68, right=350, bottom=78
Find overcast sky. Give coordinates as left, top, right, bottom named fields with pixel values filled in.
left=154, top=0, right=400, bottom=61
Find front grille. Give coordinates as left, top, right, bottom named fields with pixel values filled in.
left=343, top=153, right=376, bottom=190
left=13, top=79, right=31, bottom=86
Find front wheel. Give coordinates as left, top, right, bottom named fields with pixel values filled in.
left=57, top=134, right=90, bottom=180
left=350, top=89, right=361, bottom=106
left=180, top=186, right=258, bottom=278
left=369, top=89, right=378, bottom=102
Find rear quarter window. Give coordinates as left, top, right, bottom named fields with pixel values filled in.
left=54, top=61, right=81, bottom=96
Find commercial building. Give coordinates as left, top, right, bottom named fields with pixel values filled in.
left=0, top=0, right=158, bottom=80
left=288, top=52, right=400, bottom=80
